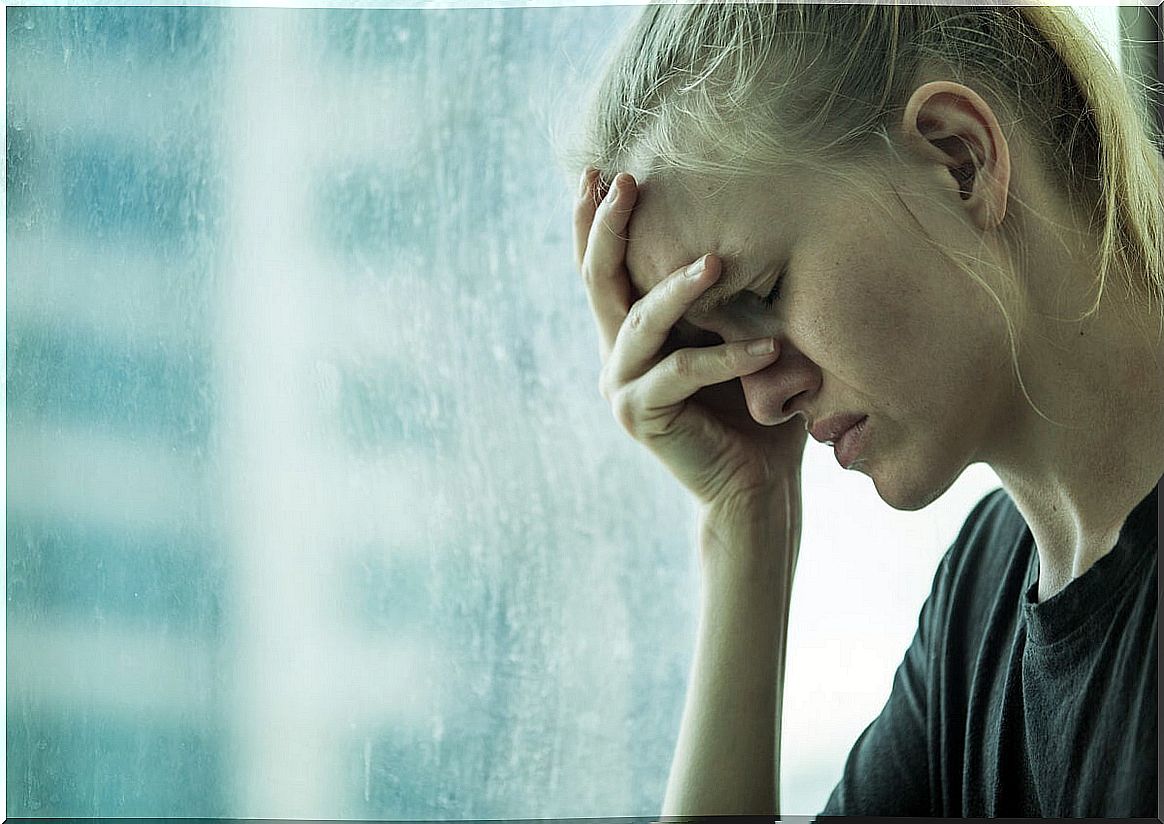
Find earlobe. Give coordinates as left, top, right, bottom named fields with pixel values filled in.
left=901, top=80, right=1011, bottom=229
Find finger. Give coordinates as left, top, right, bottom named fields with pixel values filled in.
left=633, top=337, right=780, bottom=414
left=572, top=166, right=601, bottom=271
left=605, top=253, right=720, bottom=386
left=580, top=172, right=639, bottom=358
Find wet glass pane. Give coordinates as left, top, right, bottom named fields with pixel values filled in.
left=6, top=5, right=1119, bottom=818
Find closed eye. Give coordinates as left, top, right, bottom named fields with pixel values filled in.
left=760, top=269, right=786, bottom=308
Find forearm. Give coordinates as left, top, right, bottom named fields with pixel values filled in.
left=661, top=491, right=801, bottom=817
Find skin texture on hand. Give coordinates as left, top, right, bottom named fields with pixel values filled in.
left=573, top=168, right=808, bottom=513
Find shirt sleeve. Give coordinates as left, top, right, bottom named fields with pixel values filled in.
left=817, top=556, right=947, bottom=816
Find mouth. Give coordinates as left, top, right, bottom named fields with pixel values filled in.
left=831, top=416, right=869, bottom=469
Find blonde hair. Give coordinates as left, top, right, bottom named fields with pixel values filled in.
left=567, top=2, right=1164, bottom=418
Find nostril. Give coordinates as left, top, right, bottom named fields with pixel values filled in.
left=782, top=390, right=809, bottom=417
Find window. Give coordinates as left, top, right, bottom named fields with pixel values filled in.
left=5, top=5, right=1129, bottom=817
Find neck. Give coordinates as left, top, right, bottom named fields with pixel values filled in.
left=987, top=272, right=1164, bottom=603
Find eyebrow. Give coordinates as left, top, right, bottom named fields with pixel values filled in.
left=669, top=258, right=758, bottom=345
left=686, top=258, right=756, bottom=317
left=627, top=254, right=761, bottom=345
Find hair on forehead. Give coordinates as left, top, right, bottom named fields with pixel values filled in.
left=577, top=2, right=1163, bottom=329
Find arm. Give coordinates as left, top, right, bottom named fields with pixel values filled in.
left=661, top=483, right=802, bottom=817
left=570, top=169, right=806, bottom=815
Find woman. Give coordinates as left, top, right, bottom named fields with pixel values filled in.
left=569, top=3, right=1161, bottom=817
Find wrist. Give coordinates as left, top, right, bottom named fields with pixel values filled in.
left=698, top=477, right=802, bottom=581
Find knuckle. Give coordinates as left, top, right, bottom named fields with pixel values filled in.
left=671, top=349, right=695, bottom=381
left=580, top=260, right=604, bottom=292
left=610, top=390, right=639, bottom=434
left=597, top=368, right=612, bottom=401
left=624, top=300, right=649, bottom=334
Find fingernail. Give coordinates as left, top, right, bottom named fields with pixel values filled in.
left=746, top=338, right=775, bottom=356
left=686, top=256, right=707, bottom=279
left=605, top=174, right=621, bottom=203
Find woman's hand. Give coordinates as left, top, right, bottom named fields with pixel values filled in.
left=574, top=169, right=808, bottom=512
left=576, top=169, right=802, bottom=814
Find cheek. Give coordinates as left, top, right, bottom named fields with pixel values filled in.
left=790, top=253, right=929, bottom=376
left=789, top=249, right=993, bottom=422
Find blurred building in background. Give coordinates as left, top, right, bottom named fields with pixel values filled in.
left=8, top=8, right=230, bottom=816
left=7, top=6, right=690, bottom=818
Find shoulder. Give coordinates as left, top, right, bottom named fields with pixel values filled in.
left=952, top=487, right=1024, bottom=552
left=932, top=487, right=1027, bottom=583
left=922, top=486, right=1032, bottom=632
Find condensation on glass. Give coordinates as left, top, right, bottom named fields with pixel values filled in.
left=5, top=5, right=1121, bottom=819
left=5, top=6, right=699, bottom=818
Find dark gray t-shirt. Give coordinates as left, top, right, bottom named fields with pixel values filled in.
left=820, top=479, right=1159, bottom=816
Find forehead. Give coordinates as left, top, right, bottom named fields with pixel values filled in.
left=624, top=172, right=771, bottom=319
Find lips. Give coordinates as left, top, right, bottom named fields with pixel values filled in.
left=809, top=413, right=869, bottom=469
left=809, top=413, right=866, bottom=445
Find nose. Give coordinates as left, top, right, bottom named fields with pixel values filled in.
left=739, top=341, right=819, bottom=426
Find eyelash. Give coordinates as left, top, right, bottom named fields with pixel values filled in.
left=760, top=271, right=785, bottom=307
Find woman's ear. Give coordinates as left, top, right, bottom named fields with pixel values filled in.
left=900, top=81, right=1011, bottom=230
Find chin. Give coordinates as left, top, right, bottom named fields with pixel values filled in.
left=863, top=454, right=966, bottom=512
